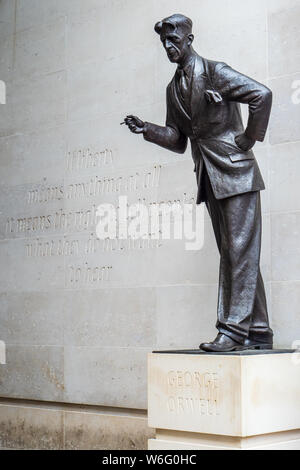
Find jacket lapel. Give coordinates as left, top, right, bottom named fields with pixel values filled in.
left=170, top=76, right=191, bottom=122
left=190, top=55, right=208, bottom=121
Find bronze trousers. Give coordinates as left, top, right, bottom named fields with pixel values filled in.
left=203, top=165, right=273, bottom=343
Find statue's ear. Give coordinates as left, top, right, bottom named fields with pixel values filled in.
left=188, top=34, right=194, bottom=46
left=154, top=21, right=163, bottom=35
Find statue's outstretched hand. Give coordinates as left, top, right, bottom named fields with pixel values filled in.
left=124, top=115, right=145, bottom=134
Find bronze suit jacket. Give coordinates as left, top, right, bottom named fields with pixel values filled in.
left=143, top=54, right=272, bottom=203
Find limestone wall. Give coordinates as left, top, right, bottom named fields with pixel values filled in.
left=0, top=0, right=299, bottom=449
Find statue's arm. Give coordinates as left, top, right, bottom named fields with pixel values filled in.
left=214, top=64, right=273, bottom=142
left=143, top=121, right=187, bottom=154
left=124, top=86, right=187, bottom=154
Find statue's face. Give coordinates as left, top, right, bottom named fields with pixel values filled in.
left=160, top=29, right=190, bottom=64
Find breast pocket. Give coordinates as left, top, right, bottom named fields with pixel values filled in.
left=204, top=101, right=226, bottom=125
left=204, top=89, right=226, bottom=125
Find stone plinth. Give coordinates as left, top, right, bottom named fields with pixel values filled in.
left=148, top=350, right=300, bottom=450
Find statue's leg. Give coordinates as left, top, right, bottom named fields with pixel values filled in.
left=249, top=268, right=273, bottom=342
left=216, top=190, right=265, bottom=342
left=203, top=169, right=231, bottom=337
left=204, top=166, right=271, bottom=342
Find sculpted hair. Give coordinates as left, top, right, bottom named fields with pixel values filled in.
left=154, top=14, right=193, bottom=36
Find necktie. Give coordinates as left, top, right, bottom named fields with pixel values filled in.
left=178, top=68, right=189, bottom=103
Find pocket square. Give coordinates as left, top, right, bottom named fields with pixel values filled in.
left=205, top=89, right=223, bottom=104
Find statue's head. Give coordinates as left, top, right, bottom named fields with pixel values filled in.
left=155, top=14, right=194, bottom=64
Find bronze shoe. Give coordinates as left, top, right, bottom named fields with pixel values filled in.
left=243, top=338, right=273, bottom=350
left=200, top=333, right=244, bottom=352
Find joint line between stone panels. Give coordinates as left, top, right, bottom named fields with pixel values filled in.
left=266, top=1, right=270, bottom=148
left=0, top=122, right=67, bottom=141
left=2, top=343, right=151, bottom=350
left=11, top=68, right=68, bottom=87
left=65, top=99, right=167, bottom=127
left=268, top=9, right=274, bottom=331
left=11, top=0, right=17, bottom=73
left=0, top=342, right=63, bottom=347
left=12, top=13, right=68, bottom=36
left=0, top=397, right=148, bottom=417
left=0, top=284, right=219, bottom=294
left=65, top=36, right=156, bottom=69
left=61, top=283, right=219, bottom=291
left=2, top=342, right=152, bottom=351
left=66, top=107, right=154, bottom=126
left=64, top=160, right=190, bottom=174
left=240, top=356, right=247, bottom=437
left=269, top=70, right=300, bottom=81
left=269, top=208, right=300, bottom=216
left=266, top=0, right=269, bottom=80
left=62, top=407, right=66, bottom=450
left=0, top=124, right=67, bottom=141
left=270, top=280, right=300, bottom=284
left=2, top=343, right=64, bottom=348
left=269, top=139, right=300, bottom=147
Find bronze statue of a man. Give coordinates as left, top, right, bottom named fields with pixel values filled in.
left=124, top=14, right=273, bottom=352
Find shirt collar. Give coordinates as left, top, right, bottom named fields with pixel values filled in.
left=177, top=55, right=196, bottom=77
